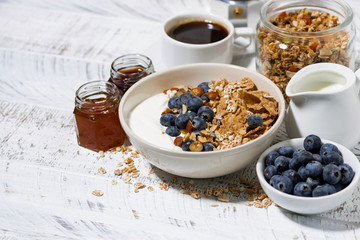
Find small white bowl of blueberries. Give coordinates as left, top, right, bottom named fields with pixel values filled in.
left=256, top=134, right=360, bottom=214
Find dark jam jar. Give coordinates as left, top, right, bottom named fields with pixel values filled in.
left=109, top=54, right=154, bottom=96
left=74, top=80, right=126, bottom=152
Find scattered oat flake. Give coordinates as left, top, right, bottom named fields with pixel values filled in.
left=134, top=182, right=146, bottom=189
left=117, top=162, right=123, bottom=167
left=98, top=167, right=106, bottom=174
left=190, top=190, right=201, bottom=199
left=92, top=190, right=103, bottom=197
left=159, top=183, right=169, bottom=191
left=171, top=177, right=178, bottom=183
left=111, top=179, right=118, bottom=185
left=98, top=151, right=105, bottom=158
left=149, top=169, right=154, bottom=174
left=217, top=195, right=229, bottom=202
left=147, top=186, right=154, bottom=191
left=210, top=204, right=219, bottom=207
left=179, top=189, right=186, bottom=194
left=114, top=169, right=122, bottom=176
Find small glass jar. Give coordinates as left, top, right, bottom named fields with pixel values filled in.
left=73, top=80, right=126, bottom=152
left=109, top=54, right=154, bottom=96
left=255, top=0, right=355, bottom=101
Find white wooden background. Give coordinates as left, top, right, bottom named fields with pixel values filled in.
left=1, top=0, right=360, bottom=239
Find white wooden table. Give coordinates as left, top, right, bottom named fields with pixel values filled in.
left=1, top=0, right=360, bottom=239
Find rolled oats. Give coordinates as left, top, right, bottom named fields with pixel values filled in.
left=92, top=190, right=104, bottom=197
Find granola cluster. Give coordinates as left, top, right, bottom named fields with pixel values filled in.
left=257, top=8, right=351, bottom=102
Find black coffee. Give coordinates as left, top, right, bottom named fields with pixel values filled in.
left=167, top=21, right=229, bottom=44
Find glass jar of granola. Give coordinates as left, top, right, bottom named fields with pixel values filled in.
left=255, top=0, right=355, bottom=102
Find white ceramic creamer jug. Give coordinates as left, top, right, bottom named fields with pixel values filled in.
left=285, top=63, right=360, bottom=149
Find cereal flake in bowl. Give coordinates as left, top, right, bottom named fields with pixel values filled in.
left=119, top=63, right=285, bottom=178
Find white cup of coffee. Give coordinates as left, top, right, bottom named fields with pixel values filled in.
left=161, top=13, right=254, bottom=67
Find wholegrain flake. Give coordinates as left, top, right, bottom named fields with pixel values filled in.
left=190, top=190, right=201, bottom=199
left=217, top=195, right=230, bottom=202
left=98, top=167, right=106, bottom=174
left=92, top=190, right=104, bottom=197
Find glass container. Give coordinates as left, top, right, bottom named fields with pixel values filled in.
left=109, top=54, right=154, bottom=96
left=255, top=0, right=355, bottom=102
left=74, top=80, right=126, bottom=152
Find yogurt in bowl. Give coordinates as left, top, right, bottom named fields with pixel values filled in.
left=119, top=63, right=286, bottom=178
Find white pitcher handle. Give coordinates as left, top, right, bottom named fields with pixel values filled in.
left=355, top=68, right=360, bottom=95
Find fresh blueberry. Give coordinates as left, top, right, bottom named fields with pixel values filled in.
left=289, top=150, right=313, bottom=170
left=278, top=146, right=294, bottom=157
left=334, top=183, right=345, bottom=192
left=175, top=114, right=190, bottom=130
left=192, top=117, right=207, bottom=131
left=323, top=183, right=337, bottom=194
left=160, top=113, right=176, bottom=127
left=294, top=182, right=312, bottom=197
left=198, top=82, right=210, bottom=92
left=197, top=106, right=214, bottom=122
left=165, top=126, right=180, bottom=137
left=305, top=161, right=323, bottom=178
left=323, top=163, right=341, bottom=185
left=322, top=151, right=344, bottom=165
left=187, top=96, right=203, bottom=112
left=274, top=156, right=290, bottom=172
left=339, top=163, right=355, bottom=185
left=303, top=134, right=322, bottom=153
left=306, top=177, right=320, bottom=189
left=168, top=96, right=182, bottom=109
left=201, top=94, right=210, bottom=102
left=247, top=114, right=263, bottom=128
left=203, top=143, right=215, bottom=151
left=179, top=92, right=194, bottom=105
left=264, top=165, right=278, bottom=182
left=184, top=111, right=197, bottom=120
left=265, top=151, right=280, bottom=166
left=182, top=140, right=194, bottom=151
left=269, top=175, right=293, bottom=194
left=312, top=154, right=323, bottom=163
left=282, top=169, right=301, bottom=185
left=312, top=184, right=336, bottom=197
left=320, top=143, right=341, bottom=157
left=298, top=166, right=310, bottom=181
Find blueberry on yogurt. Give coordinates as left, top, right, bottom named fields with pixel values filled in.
left=197, top=82, right=210, bottom=92
left=187, top=96, right=203, bottom=112
left=168, top=96, right=182, bottom=109
left=160, top=113, right=176, bottom=127
left=175, top=114, right=190, bottom=130
left=197, top=106, right=214, bottom=122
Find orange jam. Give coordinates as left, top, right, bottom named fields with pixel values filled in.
left=74, top=81, right=126, bottom=152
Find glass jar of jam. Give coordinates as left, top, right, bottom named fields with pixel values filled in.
left=74, top=80, right=126, bottom=152
left=109, top=53, right=154, bottom=96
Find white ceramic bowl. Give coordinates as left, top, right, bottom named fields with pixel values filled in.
left=119, top=63, right=285, bottom=178
left=256, top=138, right=360, bottom=215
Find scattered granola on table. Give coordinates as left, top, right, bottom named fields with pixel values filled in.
left=257, top=8, right=353, bottom=102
